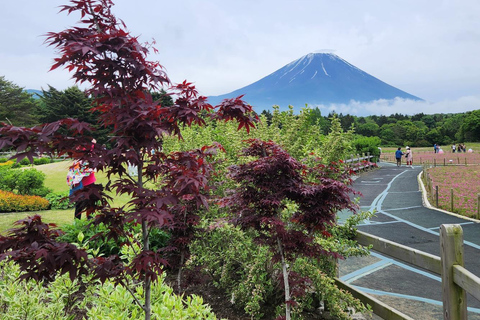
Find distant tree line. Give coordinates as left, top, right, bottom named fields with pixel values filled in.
left=0, top=76, right=172, bottom=147
left=262, top=107, right=480, bottom=147
left=1, top=75, right=479, bottom=148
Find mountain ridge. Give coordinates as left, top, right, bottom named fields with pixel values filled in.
left=207, top=53, right=422, bottom=114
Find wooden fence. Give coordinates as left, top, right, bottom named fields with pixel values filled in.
left=345, top=153, right=375, bottom=172
left=336, top=225, right=480, bottom=320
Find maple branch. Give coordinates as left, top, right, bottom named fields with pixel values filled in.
left=118, top=278, right=146, bottom=311
left=86, top=1, right=103, bottom=33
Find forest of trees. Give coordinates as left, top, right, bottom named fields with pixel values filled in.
left=1, top=75, right=479, bottom=148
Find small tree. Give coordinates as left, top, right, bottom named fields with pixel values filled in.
left=222, top=139, right=358, bottom=320
left=0, top=1, right=257, bottom=319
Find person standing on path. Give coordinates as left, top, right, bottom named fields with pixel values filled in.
left=395, top=147, right=404, bottom=167
left=67, top=139, right=97, bottom=219
left=405, top=146, right=413, bottom=168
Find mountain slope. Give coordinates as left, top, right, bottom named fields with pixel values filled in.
left=207, top=53, right=422, bottom=113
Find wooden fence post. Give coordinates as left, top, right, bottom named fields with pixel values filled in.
left=477, top=194, right=480, bottom=220
left=440, top=224, right=467, bottom=320
left=450, top=189, right=454, bottom=212
left=436, top=186, right=439, bottom=208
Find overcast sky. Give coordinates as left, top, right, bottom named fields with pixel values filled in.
left=2, top=0, right=480, bottom=115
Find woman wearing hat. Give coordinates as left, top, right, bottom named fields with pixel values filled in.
left=405, top=146, right=413, bottom=168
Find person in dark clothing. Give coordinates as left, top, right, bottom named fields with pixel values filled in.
left=395, top=147, right=404, bottom=167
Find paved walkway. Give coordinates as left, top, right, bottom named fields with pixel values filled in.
left=338, top=162, right=480, bottom=320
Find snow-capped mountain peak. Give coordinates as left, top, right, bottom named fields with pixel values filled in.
left=207, top=52, right=422, bottom=114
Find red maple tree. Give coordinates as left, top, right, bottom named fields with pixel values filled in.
left=0, top=1, right=257, bottom=319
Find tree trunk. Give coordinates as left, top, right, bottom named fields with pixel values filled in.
left=143, top=220, right=151, bottom=320
left=177, top=250, right=185, bottom=292
left=277, top=237, right=291, bottom=320
left=138, top=160, right=151, bottom=320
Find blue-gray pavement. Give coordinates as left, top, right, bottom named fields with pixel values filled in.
left=338, top=162, right=480, bottom=320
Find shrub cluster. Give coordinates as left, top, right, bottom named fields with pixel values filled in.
left=59, top=219, right=171, bottom=258
left=0, top=260, right=216, bottom=320
left=44, top=192, right=73, bottom=210
left=0, top=190, right=50, bottom=212
left=0, top=167, right=51, bottom=197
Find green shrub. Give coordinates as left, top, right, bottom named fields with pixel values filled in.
left=33, top=157, right=52, bottom=165
left=19, top=157, right=31, bottom=166
left=0, top=169, right=19, bottom=192
left=0, top=260, right=217, bottom=320
left=0, top=168, right=51, bottom=196
left=190, top=212, right=373, bottom=320
left=10, top=161, right=21, bottom=168
left=16, top=168, right=47, bottom=195
left=59, top=219, right=171, bottom=258
left=45, top=191, right=73, bottom=210
left=0, top=157, right=9, bottom=163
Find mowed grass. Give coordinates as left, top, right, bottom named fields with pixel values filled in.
left=0, top=161, right=132, bottom=234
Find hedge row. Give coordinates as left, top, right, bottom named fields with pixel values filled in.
left=0, top=190, right=50, bottom=212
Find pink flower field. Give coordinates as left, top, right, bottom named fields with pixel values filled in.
left=425, top=166, right=480, bottom=218
left=382, top=150, right=480, bottom=166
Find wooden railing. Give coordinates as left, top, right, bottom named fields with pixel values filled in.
left=345, top=153, right=375, bottom=172
left=336, top=224, right=480, bottom=320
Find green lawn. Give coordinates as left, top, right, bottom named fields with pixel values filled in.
left=0, top=161, right=132, bottom=234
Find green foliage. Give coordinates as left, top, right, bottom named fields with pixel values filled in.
left=16, top=168, right=51, bottom=196
left=0, top=167, right=51, bottom=196
left=317, top=115, right=354, bottom=164
left=0, top=260, right=217, bottom=320
left=459, top=110, right=480, bottom=142
left=0, top=76, right=38, bottom=127
left=33, top=157, right=53, bottom=165
left=59, top=219, right=170, bottom=258
left=45, top=191, right=73, bottom=210
left=352, top=136, right=381, bottom=161
left=189, top=211, right=372, bottom=320
left=190, top=222, right=276, bottom=319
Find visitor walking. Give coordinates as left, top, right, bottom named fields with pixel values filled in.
left=395, top=147, right=404, bottom=167
left=405, top=146, right=413, bottom=168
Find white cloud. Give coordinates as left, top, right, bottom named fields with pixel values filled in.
left=314, top=96, right=480, bottom=117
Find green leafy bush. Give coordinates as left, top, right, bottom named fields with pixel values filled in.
left=59, top=219, right=171, bottom=258
left=45, top=191, right=73, bottom=210
left=0, top=168, right=51, bottom=197
left=19, top=157, right=31, bottom=166
left=16, top=168, right=47, bottom=195
left=33, top=157, right=52, bottom=165
left=0, top=260, right=217, bottom=320
left=190, top=212, right=373, bottom=320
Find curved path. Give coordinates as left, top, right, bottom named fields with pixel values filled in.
left=338, top=162, right=480, bottom=320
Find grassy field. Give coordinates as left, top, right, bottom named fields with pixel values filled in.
left=0, top=161, right=132, bottom=234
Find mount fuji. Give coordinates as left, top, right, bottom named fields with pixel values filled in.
left=207, top=53, right=422, bottom=114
